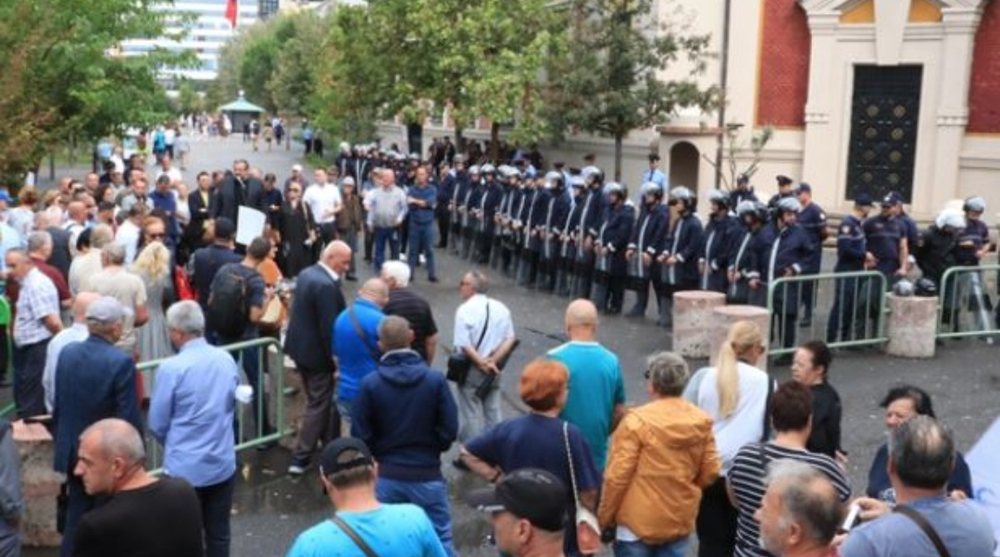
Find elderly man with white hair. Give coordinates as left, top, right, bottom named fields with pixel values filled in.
left=381, top=260, right=439, bottom=364
left=149, top=301, right=241, bottom=557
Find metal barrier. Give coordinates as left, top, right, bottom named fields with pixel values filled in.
left=139, top=336, right=295, bottom=472
left=767, top=270, right=888, bottom=357
left=936, top=264, right=1000, bottom=341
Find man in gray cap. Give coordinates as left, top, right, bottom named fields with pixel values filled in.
left=52, top=296, right=143, bottom=557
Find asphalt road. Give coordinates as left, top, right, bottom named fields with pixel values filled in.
left=16, top=135, right=1000, bottom=557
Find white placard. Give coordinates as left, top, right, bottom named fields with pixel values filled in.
left=967, top=415, right=1000, bottom=556
left=236, top=206, right=267, bottom=246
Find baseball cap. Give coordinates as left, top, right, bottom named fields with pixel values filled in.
left=86, top=296, right=133, bottom=324
left=319, top=438, right=374, bottom=477
left=854, top=193, right=873, bottom=207
left=466, top=468, right=568, bottom=532
left=214, top=217, right=236, bottom=240
left=796, top=182, right=812, bottom=194
left=881, top=192, right=902, bottom=206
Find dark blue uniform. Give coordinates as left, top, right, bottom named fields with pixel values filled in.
left=625, top=203, right=668, bottom=317
left=449, top=172, right=471, bottom=253
left=477, top=182, right=503, bottom=264
left=955, top=218, right=989, bottom=266
left=656, top=212, right=703, bottom=328
left=593, top=202, right=636, bottom=313
left=437, top=170, right=458, bottom=247
left=463, top=181, right=484, bottom=259
left=518, top=187, right=547, bottom=286
left=863, top=214, right=904, bottom=282
left=538, top=189, right=571, bottom=291
left=701, top=214, right=739, bottom=293
left=558, top=191, right=587, bottom=296
left=827, top=214, right=867, bottom=342
left=729, top=189, right=758, bottom=209
left=572, top=188, right=605, bottom=299
left=797, top=202, right=827, bottom=322
left=764, top=223, right=814, bottom=351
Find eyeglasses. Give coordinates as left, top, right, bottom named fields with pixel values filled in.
left=148, top=232, right=165, bottom=239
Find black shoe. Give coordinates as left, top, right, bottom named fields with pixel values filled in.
left=452, top=458, right=469, bottom=472
left=428, top=276, right=439, bottom=283
left=346, top=274, right=358, bottom=282
left=799, top=319, right=812, bottom=328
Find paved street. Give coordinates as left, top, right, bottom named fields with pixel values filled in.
left=17, top=135, right=1000, bottom=556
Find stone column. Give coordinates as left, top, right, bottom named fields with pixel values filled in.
left=673, top=291, right=727, bottom=358
left=709, top=305, right=771, bottom=367
left=13, top=420, right=64, bottom=547
left=885, top=294, right=937, bottom=358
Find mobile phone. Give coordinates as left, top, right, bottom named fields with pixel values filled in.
left=840, top=503, right=862, bottom=533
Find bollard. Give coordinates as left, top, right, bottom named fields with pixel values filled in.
left=885, top=294, right=937, bottom=358
left=672, top=291, right=727, bottom=358
left=709, top=305, right=771, bottom=367
left=13, top=420, right=63, bottom=547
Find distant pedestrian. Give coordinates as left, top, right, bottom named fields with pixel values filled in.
left=285, top=438, right=448, bottom=557
left=72, top=419, right=204, bottom=557
left=407, top=166, right=439, bottom=282
left=351, top=316, right=459, bottom=555
left=366, top=168, right=407, bottom=272
left=547, top=299, right=625, bottom=471
left=285, top=242, right=350, bottom=476
left=149, top=301, right=240, bottom=557
left=381, top=261, right=439, bottom=364
left=333, top=278, right=389, bottom=419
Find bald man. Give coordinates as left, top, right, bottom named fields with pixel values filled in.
left=333, top=278, right=389, bottom=421
left=286, top=241, right=351, bottom=475
left=546, top=299, right=626, bottom=470
left=43, top=292, right=101, bottom=412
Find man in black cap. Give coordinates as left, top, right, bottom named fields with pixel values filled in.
left=467, top=468, right=568, bottom=557
left=285, top=438, right=448, bottom=557
left=827, top=193, right=872, bottom=343
left=767, top=175, right=795, bottom=214
left=729, top=173, right=758, bottom=208
left=795, top=183, right=828, bottom=328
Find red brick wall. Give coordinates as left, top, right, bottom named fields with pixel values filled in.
left=968, top=0, right=1000, bottom=133
left=755, top=0, right=811, bottom=127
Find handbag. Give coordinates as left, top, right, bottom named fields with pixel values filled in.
left=893, top=505, right=952, bottom=557
left=174, top=265, right=195, bottom=301
left=563, top=422, right=602, bottom=555
left=447, top=300, right=490, bottom=385
left=330, top=514, right=379, bottom=557
left=259, top=295, right=285, bottom=334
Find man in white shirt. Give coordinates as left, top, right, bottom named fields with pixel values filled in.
left=156, top=154, right=183, bottom=185
left=114, top=205, right=144, bottom=265
left=69, top=224, right=114, bottom=295
left=452, top=270, right=516, bottom=443
left=43, top=292, right=100, bottom=413
left=303, top=168, right=342, bottom=244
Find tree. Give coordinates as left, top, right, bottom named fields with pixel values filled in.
left=543, top=0, right=720, bottom=180
left=0, top=0, right=184, bottom=183
left=267, top=11, right=325, bottom=117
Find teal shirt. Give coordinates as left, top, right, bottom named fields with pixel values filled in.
left=286, top=504, right=447, bottom=557
left=549, top=341, right=625, bottom=470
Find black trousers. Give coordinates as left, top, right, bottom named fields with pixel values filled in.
left=292, top=363, right=340, bottom=462
left=436, top=208, right=450, bottom=247
left=195, top=473, right=236, bottom=557
left=696, top=477, right=738, bottom=557
left=14, top=338, right=50, bottom=419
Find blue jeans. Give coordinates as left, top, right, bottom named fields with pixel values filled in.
left=376, top=477, right=454, bottom=557
left=614, top=536, right=691, bottom=557
left=194, top=473, right=235, bottom=557
left=408, top=222, right=436, bottom=279
left=373, top=226, right=399, bottom=272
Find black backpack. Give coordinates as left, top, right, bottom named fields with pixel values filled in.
left=208, top=263, right=250, bottom=338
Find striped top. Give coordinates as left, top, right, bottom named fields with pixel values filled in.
left=729, top=442, right=852, bottom=557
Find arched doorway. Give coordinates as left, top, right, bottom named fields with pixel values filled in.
left=669, top=142, right=699, bottom=193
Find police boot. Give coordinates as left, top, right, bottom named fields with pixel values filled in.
left=626, top=288, right=649, bottom=318
left=592, top=282, right=609, bottom=312
left=557, top=267, right=571, bottom=297
left=657, top=294, right=673, bottom=329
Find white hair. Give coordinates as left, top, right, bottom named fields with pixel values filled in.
left=380, top=260, right=411, bottom=288
left=166, top=300, right=205, bottom=336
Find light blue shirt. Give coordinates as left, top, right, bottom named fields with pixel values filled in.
left=548, top=340, right=625, bottom=470
left=43, top=323, right=90, bottom=413
left=148, top=337, right=240, bottom=487
left=0, top=223, right=24, bottom=275
left=641, top=168, right=667, bottom=190
left=286, top=504, right=447, bottom=557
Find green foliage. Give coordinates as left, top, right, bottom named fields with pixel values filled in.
left=543, top=0, right=720, bottom=178
left=0, top=0, right=184, bottom=181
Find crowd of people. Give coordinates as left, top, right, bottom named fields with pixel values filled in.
left=0, top=139, right=995, bottom=557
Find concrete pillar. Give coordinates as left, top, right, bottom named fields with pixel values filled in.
left=885, top=294, right=938, bottom=358
left=709, top=305, right=771, bottom=366
left=672, top=291, right=727, bottom=358
left=13, top=420, right=63, bottom=547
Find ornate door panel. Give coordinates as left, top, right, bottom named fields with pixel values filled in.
left=845, top=66, right=922, bottom=203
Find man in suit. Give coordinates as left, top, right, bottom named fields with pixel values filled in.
left=185, top=171, right=216, bottom=254
left=285, top=241, right=351, bottom=475
left=212, top=159, right=265, bottom=225
left=52, top=296, right=143, bottom=557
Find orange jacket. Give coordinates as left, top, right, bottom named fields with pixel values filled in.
left=597, top=396, right=721, bottom=544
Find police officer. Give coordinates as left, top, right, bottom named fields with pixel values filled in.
left=640, top=153, right=667, bottom=191
left=954, top=196, right=993, bottom=330
left=448, top=158, right=471, bottom=253
left=863, top=192, right=909, bottom=284
left=517, top=173, right=546, bottom=286
left=507, top=173, right=531, bottom=277
left=700, top=190, right=739, bottom=293
left=572, top=167, right=606, bottom=299
left=767, top=175, right=795, bottom=213
left=728, top=200, right=772, bottom=305
left=656, top=186, right=702, bottom=328
left=763, top=197, right=814, bottom=363
left=438, top=155, right=463, bottom=248
left=625, top=182, right=668, bottom=318
left=557, top=176, right=587, bottom=297
left=467, top=164, right=493, bottom=260
left=826, top=193, right=872, bottom=343
left=592, top=182, right=635, bottom=314
left=459, top=165, right=481, bottom=259
left=729, top=173, right=758, bottom=208
left=795, top=183, right=828, bottom=327
left=493, top=167, right=519, bottom=271
left=893, top=192, right=921, bottom=274
left=917, top=209, right=964, bottom=328
left=477, top=165, right=504, bottom=264
left=537, top=172, right=571, bottom=292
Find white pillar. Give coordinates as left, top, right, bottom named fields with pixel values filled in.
left=800, top=12, right=842, bottom=203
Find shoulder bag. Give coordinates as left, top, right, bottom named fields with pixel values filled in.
left=330, top=514, right=379, bottom=557
left=563, top=422, right=602, bottom=554
left=347, top=307, right=381, bottom=361
left=893, top=505, right=952, bottom=557
left=447, top=300, right=490, bottom=386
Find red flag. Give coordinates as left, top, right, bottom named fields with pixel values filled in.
left=225, top=0, right=238, bottom=29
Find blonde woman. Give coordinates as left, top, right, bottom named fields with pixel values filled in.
left=131, top=241, right=173, bottom=361
left=682, top=320, right=772, bottom=557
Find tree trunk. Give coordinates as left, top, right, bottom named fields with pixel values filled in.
left=490, top=121, right=501, bottom=162
left=614, top=133, right=623, bottom=182
left=455, top=125, right=465, bottom=155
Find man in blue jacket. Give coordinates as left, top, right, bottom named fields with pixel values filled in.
left=351, top=315, right=459, bottom=556
left=407, top=166, right=439, bottom=282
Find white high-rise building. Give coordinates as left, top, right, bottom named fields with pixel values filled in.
left=120, top=0, right=261, bottom=82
